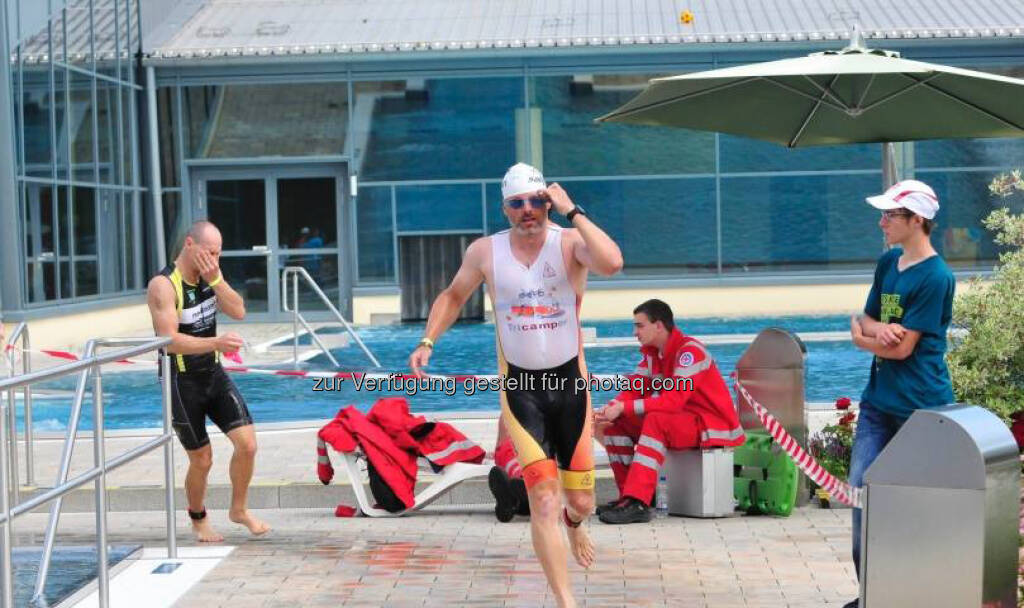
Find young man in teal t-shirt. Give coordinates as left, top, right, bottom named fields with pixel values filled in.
left=844, top=179, right=956, bottom=608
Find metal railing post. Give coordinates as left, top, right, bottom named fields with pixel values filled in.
left=33, top=341, right=97, bottom=603
left=161, top=355, right=177, bottom=558
left=0, top=389, right=13, bottom=608
left=4, top=345, right=17, bottom=507
left=292, top=272, right=299, bottom=369
left=23, top=328, right=32, bottom=487
left=92, top=366, right=109, bottom=608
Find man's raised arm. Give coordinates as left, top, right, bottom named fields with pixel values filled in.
left=545, top=184, right=623, bottom=276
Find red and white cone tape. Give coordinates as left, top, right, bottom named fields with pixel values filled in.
left=734, top=378, right=862, bottom=508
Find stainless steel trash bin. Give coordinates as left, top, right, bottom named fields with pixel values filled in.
left=860, top=404, right=1020, bottom=608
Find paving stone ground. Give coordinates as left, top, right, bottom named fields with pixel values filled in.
left=15, top=504, right=859, bottom=607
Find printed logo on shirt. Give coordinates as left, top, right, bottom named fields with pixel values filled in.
left=543, top=262, right=557, bottom=278
left=187, top=291, right=196, bottom=305
left=880, top=293, right=904, bottom=323
left=678, top=351, right=695, bottom=367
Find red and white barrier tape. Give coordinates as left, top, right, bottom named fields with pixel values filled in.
left=14, top=343, right=864, bottom=507
left=734, top=378, right=862, bottom=508
left=8, top=345, right=623, bottom=382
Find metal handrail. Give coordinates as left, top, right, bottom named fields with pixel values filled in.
left=0, top=336, right=176, bottom=608
left=4, top=322, right=33, bottom=507
left=280, top=266, right=381, bottom=369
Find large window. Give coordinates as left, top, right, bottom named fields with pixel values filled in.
left=152, top=67, right=1024, bottom=291
left=359, top=78, right=521, bottom=181
left=720, top=174, right=882, bottom=273
left=917, top=170, right=1015, bottom=268
left=356, top=186, right=395, bottom=283
left=12, top=0, right=144, bottom=305
left=562, top=178, right=718, bottom=275
left=183, top=83, right=350, bottom=159
left=530, top=74, right=715, bottom=177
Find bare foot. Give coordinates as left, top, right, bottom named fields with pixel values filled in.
left=566, top=523, right=595, bottom=568
left=229, top=509, right=271, bottom=536
left=191, top=518, right=224, bottom=543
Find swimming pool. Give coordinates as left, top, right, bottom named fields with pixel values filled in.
left=22, top=315, right=871, bottom=431
left=13, top=545, right=139, bottom=606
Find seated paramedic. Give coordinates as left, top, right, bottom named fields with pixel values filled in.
left=594, top=299, right=745, bottom=524
left=489, top=418, right=531, bottom=522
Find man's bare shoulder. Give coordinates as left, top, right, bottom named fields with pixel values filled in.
left=147, top=274, right=172, bottom=293
left=147, top=276, right=174, bottom=305
left=464, top=235, right=493, bottom=262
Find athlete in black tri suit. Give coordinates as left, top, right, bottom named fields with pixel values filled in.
left=147, top=220, right=270, bottom=542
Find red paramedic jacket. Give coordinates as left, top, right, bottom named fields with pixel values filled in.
left=614, top=328, right=745, bottom=448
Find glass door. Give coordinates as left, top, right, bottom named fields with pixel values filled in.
left=192, top=164, right=348, bottom=319
left=275, top=177, right=340, bottom=312
left=195, top=177, right=271, bottom=313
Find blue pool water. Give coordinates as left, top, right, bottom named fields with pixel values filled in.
left=14, top=545, right=139, bottom=606
left=21, top=315, right=871, bottom=431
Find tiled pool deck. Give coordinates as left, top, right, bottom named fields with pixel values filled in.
left=12, top=419, right=860, bottom=607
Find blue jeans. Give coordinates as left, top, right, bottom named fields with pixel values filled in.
left=849, top=401, right=907, bottom=578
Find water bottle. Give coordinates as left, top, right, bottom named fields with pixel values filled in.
left=655, top=474, right=669, bottom=518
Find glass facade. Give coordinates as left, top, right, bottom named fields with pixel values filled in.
left=9, top=0, right=144, bottom=306
left=154, top=69, right=1023, bottom=289
left=5, top=3, right=1022, bottom=317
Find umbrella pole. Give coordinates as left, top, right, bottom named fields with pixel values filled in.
left=882, top=142, right=898, bottom=189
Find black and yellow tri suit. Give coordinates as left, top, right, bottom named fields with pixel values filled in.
left=157, top=264, right=252, bottom=451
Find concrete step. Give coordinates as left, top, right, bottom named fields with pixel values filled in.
left=14, top=472, right=621, bottom=514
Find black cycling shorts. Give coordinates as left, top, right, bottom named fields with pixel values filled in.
left=170, top=366, right=252, bottom=451
left=500, top=356, right=593, bottom=481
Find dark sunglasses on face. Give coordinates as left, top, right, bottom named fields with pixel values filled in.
left=505, top=196, right=548, bottom=210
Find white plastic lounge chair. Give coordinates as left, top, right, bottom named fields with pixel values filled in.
left=340, top=451, right=492, bottom=517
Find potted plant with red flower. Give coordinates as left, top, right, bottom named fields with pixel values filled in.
left=808, top=397, right=857, bottom=507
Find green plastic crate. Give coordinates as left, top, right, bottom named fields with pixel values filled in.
left=733, top=430, right=799, bottom=517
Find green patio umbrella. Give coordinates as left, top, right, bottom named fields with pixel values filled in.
left=597, top=31, right=1024, bottom=150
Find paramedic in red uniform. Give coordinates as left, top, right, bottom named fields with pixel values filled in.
left=595, top=299, right=745, bottom=524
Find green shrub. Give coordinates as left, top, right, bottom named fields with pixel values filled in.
left=947, top=171, right=1024, bottom=422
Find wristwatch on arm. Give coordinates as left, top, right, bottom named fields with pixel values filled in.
left=565, top=204, right=587, bottom=223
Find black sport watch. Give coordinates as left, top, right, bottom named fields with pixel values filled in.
left=565, top=205, right=587, bottom=223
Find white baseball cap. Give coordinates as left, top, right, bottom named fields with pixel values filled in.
left=865, top=179, right=940, bottom=220
left=501, top=163, right=546, bottom=200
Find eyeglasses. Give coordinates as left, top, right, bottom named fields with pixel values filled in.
left=505, top=196, right=548, bottom=210
left=880, top=210, right=913, bottom=220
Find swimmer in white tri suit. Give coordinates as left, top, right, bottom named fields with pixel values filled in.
left=409, top=163, right=624, bottom=608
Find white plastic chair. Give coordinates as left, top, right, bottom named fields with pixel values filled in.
left=340, top=451, right=492, bottom=517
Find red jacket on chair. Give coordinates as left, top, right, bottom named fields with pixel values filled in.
left=317, top=398, right=485, bottom=510
left=319, top=405, right=418, bottom=509
left=367, top=398, right=485, bottom=466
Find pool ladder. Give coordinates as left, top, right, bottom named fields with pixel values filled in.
left=280, top=266, right=381, bottom=369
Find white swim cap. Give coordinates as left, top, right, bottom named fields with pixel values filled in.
left=501, top=163, right=546, bottom=200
